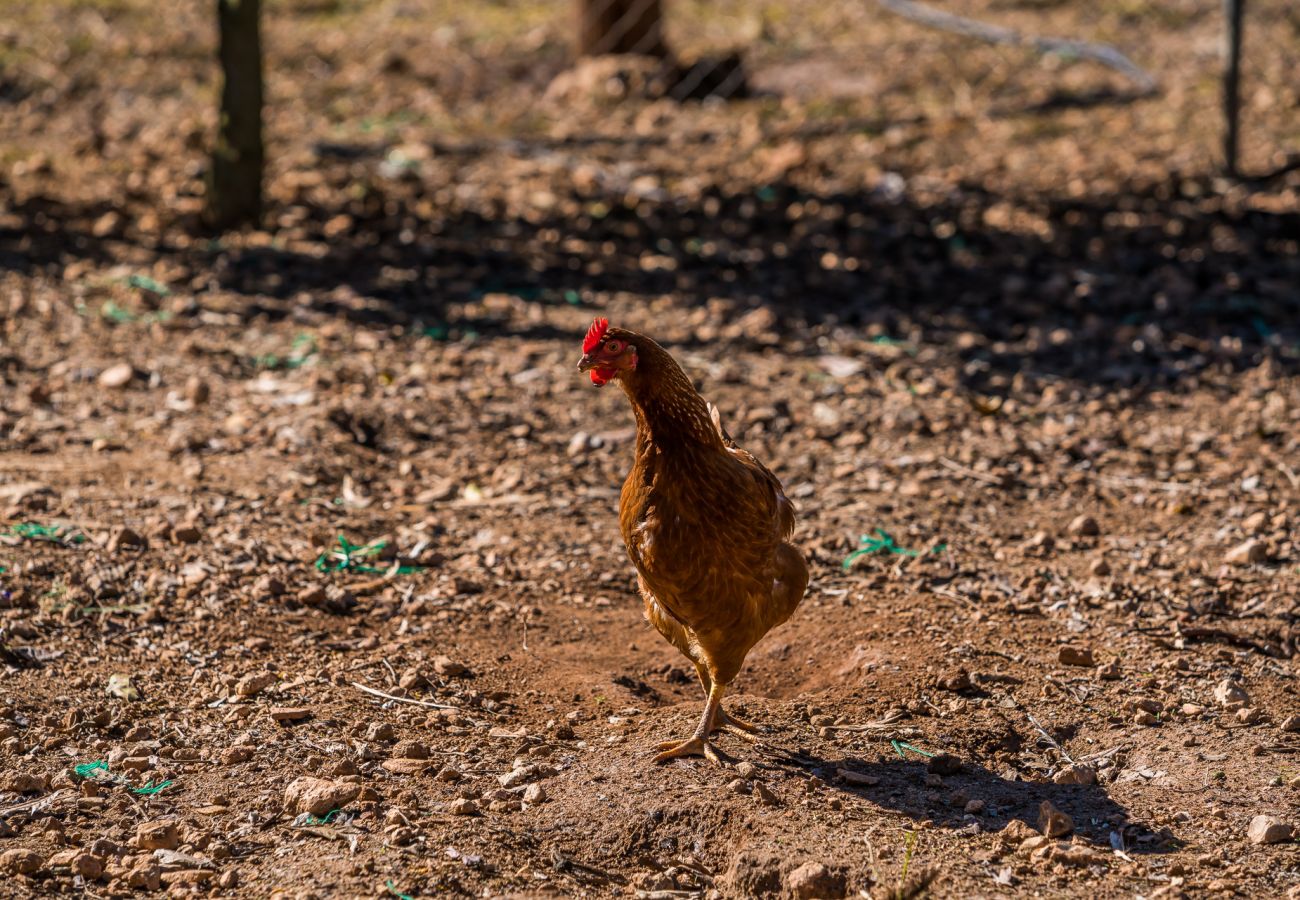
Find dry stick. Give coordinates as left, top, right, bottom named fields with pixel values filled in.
left=350, top=681, right=457, bottom=710
left=877, top=0, right=1157, bottom=94
left=939, top=456, right=1009, bottom=487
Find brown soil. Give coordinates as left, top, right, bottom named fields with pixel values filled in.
left=2, top=0, right=1299, bottom=897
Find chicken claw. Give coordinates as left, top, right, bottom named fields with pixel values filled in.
left=653, top=735, right=729, bottom=765
left=713, top=707, right=761, bottom=742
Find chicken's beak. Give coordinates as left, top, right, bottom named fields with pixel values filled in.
left=576, top=353, right=597, bottom=373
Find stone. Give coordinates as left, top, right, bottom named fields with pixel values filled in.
left=98, top=363, right=135, bottom=389
left=0, top=849, right=43, bottom=875
left=269, top=707, right=312, bottom=723
left=1038, top=801, right=1073, bottom=838
left=1096, top=660, right=1121, bottom=680
left=1226, top=539, right=1266, bottom=566
left=1068, top=515, right=1100, bottom=536
left=999, top=820, right=1037, bottom=846
left=449, top=798, right=478, bottom=816
left=390, top=740, right=428, bottom=760
left=753, top=782, right=779, bottom=806
left=283, top=777, right=360, bottom=817
left=235, top=672, right=274, bottom=697
left=125, top=862, right=162, bottom=890
left=433, top=655, right=467, bottom=677
left=136, top=820, right=180, bottom=851
left=1058, top=646, right=1095, bottom=667
left=49, top=849, right=103, bottom=879
left=523, top=783, right=547, bottom=804
left=937, top=669, right=973, bottom=693
left=1247, top=815, right=1292, bottom=845
left=785, top=861, right=847, bottom=900
left=107, top=527, right=146, bottom=552
left=1237, top=707, right=1263, bottom=725
left=1281, top=716, right=1300, bottom=733
left=382, top=759, right=430, bottom=775
left=1089, top=556, right=1112, bottom=577
left=1052, top=764, right=1097, bottom=786
left=221, top=746, right=254, bottom=764
left=928, top=753, right=962, bottom=776
left=1213, top=679, right=1249, bottom=708
left=365, top=722, right=396, bottom=742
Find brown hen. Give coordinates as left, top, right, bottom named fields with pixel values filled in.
left=577, top=318, right=809, bottom=763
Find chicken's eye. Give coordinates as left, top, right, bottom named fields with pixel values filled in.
left=604, top=340, right=623, bottom=353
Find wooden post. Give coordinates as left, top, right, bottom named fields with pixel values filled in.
left=576, top=0, right=668, bottom=58
left=206, top=0, right=264, bottom=229
left=1222, top=0, right=1244, bottom=176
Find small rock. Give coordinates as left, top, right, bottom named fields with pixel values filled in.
left=727, top=777, right=750, bottom=795
left=235, top=672, right=275, bottom=697
left=1089, top=556, right=1111, bottom=577
left=1226, top=539, right=1266, bottom=566
left=1037, top=800, right=1073, bottom=838
left=1058, top=646, right=1095, bottom=667
left=735, top=761, right=757, bottom=780
left=107, top=526, right=146, bottom=552
left=1068, top=515, right=1100, bottom=536
left=365, top=722, right=396, bottom=742
left=928, top=753, right=962, bottom=776
left=125, top=862, right=162, bottom=891
left=1133, top=710, right=1158, bottom=726
left=1237, top=707, right=1263, bottom=725
left=269, top=707, right=312, bottom=723
left=98, top=363, right=135, bottom=389
left=184, top=377, right=210, bottom=406
left=1280, top=716, right=1300, bottom=733
left=172, top=524, right=203, bottom=544
left=999, top=820, right=1037, bottom=846
left=382, top=758, right=430, bottom=775
left=523, top=783, right=547, bottom=804
left=283, top=777, right=360, bottom=817
left=391, top=740, right=429, bottom=760
left=1, top=772, right=47, bottom=793
left=136, top=820, right=180, bottom=851
left=1242, top=511, right=1269, bottom=534
left=0, top=849, right=43, bottom=875
left=838, top=769, right=880, bottom=787
left=753, top=782, right=779, bottom=806
left=566, top=432, right=592, bottom=457
left=449, top=798, right=479, bottom=816
left=1019, top=835, right=1051, bottom=854
left=1247, top=815, right=1293, bottom=845
left=938, top=669, right=973, bottom=693
left=221, top=746, right=253, bottom=765
left=1095, top=660, right=1121, bottom=681
left=785, top=861, right=847, bottom=900
left=1213, top=679, right=1249, bottom=708
left=49, top=849, right=103, bottom=879
left=1052, top=764, right=1097, bottom=785
left=433, top=655, right=467, bottom=677
left=965, top=798, right=986, bottom=814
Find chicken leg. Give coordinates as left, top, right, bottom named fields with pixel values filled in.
left=692, top=663, right=760, bottom=742
left=654, top=681, right=733, bottom=764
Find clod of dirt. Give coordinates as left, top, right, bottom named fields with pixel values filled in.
left=754, top=782, right=779, bottom=806
left=97, top=363, right=135, bottom=389
left=721, top=850, right=784, bottom=897
left=1052, top=764, right=1097, bottom=786
left=382, top=759, right=431, bottom=775
left=1280, top=716, right=1300, bottom=733
left=1037, top=801, right=1074, bottom=838
left=523, top=783, right=547, bottom=804
left=1067, top=515, right=1100, bottom=537
left=0, top=849, right=43, bottom=875
left=1058, top=646, right=1095, bottom=667
left=1247, top=815, right=1293, bottom=845
left=1236, top=708, right=1263, bottom=725
left=1226, top=539, right=1266, bottom=566
left=786, top=861, right=848, bottom=900
left=1096, top=660, right=1121, bottom=681
left=221, top=746, right=253, bottom=764
left=448, top=798, right=479, bottom=816
left=124, top=861, right=162, bottom=890
left=269, top=707, right=312, bottom=723
left=1089, top=557, right=1112, bottom=576
left=391, top=740, right=429, bottom=760
left=735, top=760, right=758, bottom=780
left=235, top=672, right=275, bottom=697
left=928, top=753, right=962, bottom=776
left=938, top=668, right=974, bottom=692
left=135, top=820, right=180, bottom=851
left=1213, top=679, right=1250, bottom=708
left=48, top=849, right=104, bottom=879
left=1, top=772, right=47, bottom=793
left=284, top=777, right=361, bottom=817
left=107, top=527, right=146, bottom=551
left=999, top=820, right=1037, bottom=846
left=433, top=655, right=467, bottom=677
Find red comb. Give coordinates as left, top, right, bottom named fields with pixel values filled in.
left=583, top=317, right=609, bottom=353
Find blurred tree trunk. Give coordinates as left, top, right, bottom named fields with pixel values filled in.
left=1222, top=0, right=1244, bottom=176
left=206, top=0, right=264, bottom=230
left=576, top=0, right=669, bottom=58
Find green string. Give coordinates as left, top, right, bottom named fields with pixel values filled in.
left=74, top=760, right=109, bottom=778
left=386, top=880, right=414, bottom=900
left=315, top=535, right=423, bottom=575
left=842, top=528, right=946, bottom=571
left=133, top=779, right=174, bottom=795
left=891, top=740, right=935, bottom=759
left=5, top=523, right=86, bottom=545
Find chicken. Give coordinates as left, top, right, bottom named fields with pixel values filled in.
left=577, top=318, right=809, bottom=763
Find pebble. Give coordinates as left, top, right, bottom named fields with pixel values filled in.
left=1095, top=660, right=1121, bottom=681
left=1052, top=764, right=1097, bottom=786
left=837, top=769, right=879, bottom=787
left=235, top=672, right=275, bottom=697
left=107, top=526, right=146, bottom=552
left=1213, top=679, right=1249, bottom=708
left=785, top=861, right=846, bottom=900
left=382, top=758, right=430, bottom=775
left=727, top=778, right=750, bottom=795
left=49, top=849, right=104, bottom=879
left=98, top=363, right=135, bottom=389
left=1226, top=539, right=1266, bottom=566
left=221, top=746, right=254, bottom=765
left=365, top=722, right=396, bottom=742
left=1067, top=514, right=1100, bottom=536
left=1037, top=800, right=1074, bottom=838
left=1058, top=646, right=1095, bottom=667
left=135, top=820, right=180, bottom=851
left=1133, top=710, right=1158, bottom=726
left=449, top=798, right=479, bottom=816
left=1089, top=556, right=1111, bottom=576
left=1247, top=815, right=1293, bottom=845
left=391, top=740, right=429, bottom=760
left=269, top=707, right=312, bottom=723
left=523, top=783, right=547, bottom=804
left=1281, top=716, right=1300, bottom=733
left=927, top=753, right=962, bottom=776
left=283, top=777, right=361, bottom=817
left=433, top=655, right=467, bottom=677
left=1237, top=707, right=1263, bottom=725
left=0, top=849, right=43, bottom=875
left=735, top=761, right=757, bottom=780
left=1242, top=511, right=1269, bottom=534
left=753, top=782, right=779, bottom=806
left=937, top=669, right=973, bottom=692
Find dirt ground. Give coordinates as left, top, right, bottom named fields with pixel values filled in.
left=2, top=0, right=1300, bottom=897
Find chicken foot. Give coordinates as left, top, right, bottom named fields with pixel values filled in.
left=693, top=664, right=761, bottom=743
left=654, top=682, right=735, bottom=764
